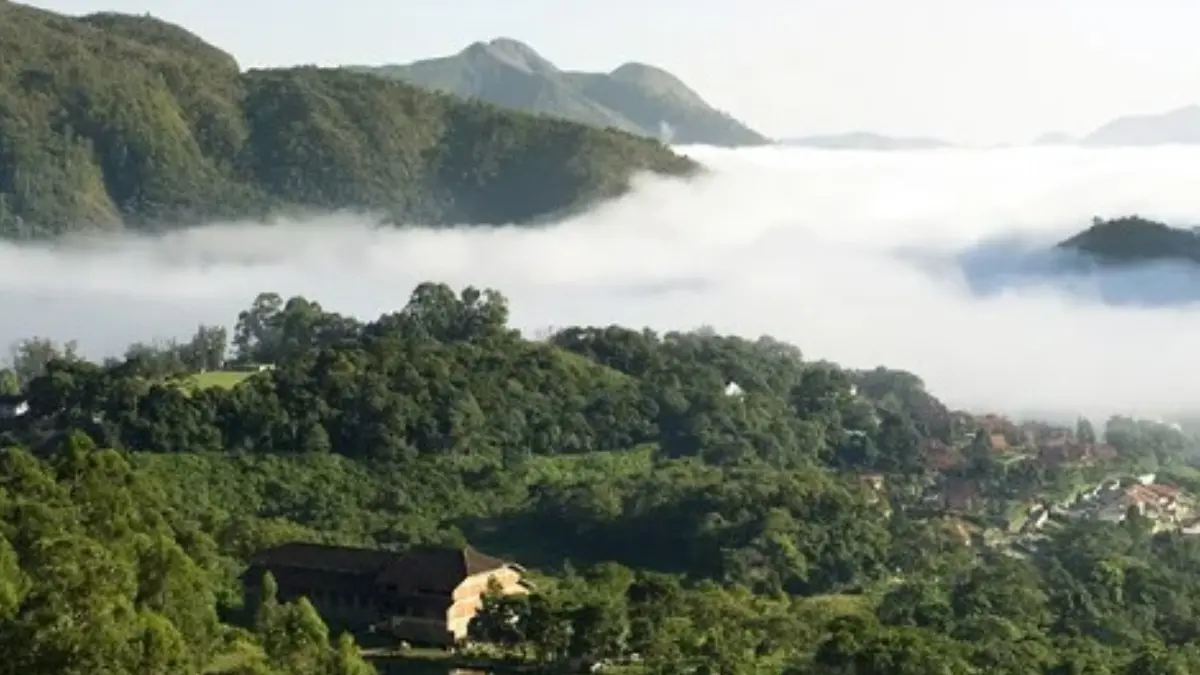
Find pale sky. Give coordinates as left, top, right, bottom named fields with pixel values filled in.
left=26, top=0, right=1200, bottom=145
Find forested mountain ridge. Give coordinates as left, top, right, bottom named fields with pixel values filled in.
left=1057, top=215, right=1200, bottom=266
left=0, top=4, right=696, bottom=238
left=351, top=38, right=769, bottom=147
left=5, top=281, right=1200, bottom=672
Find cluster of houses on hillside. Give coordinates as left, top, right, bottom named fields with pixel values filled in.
left=912, top=414, right=1128, bottom=513
left=1001, top=473, right=1200, bottom=556
left=971, top=414, right=1120, bottom=466
left=853, top=412, right=1200, bottom=554
left=1029, top=473, right=1195, bottom=529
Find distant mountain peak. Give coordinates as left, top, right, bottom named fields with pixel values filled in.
left=1082, top=104, right=1200, bottom=147
left=610, top=61, right=670, bottom=78
left=608, top=61, right=707, bottom=108
left=485, top=37, right=558, bottom=74
left=458, top=37, right=557, bottom=75
left=357, top=41, right=768, bottom=147
left=1165, top=103, right=1200, bottom=116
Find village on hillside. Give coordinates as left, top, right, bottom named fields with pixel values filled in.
left=859, top=412, right=1200, bottom=557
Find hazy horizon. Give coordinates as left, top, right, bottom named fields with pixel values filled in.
left=5, top=145, right=1200, bottom=422
left=22, top=0, right=1200, bottom=145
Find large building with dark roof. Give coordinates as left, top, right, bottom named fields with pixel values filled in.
left=243, top=542, right=528, bottom=646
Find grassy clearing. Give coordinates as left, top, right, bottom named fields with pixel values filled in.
left=522, top=444, right=656, bottom=485
left=173, top=370, right=259, bottom=392
left=550, top=347, right=631, bottom=386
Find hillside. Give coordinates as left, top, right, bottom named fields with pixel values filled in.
left=1081, top=105, right=1200, bottom=146
left=780, top=131, right=952, bottom=150
left=4, top=280, right=1200, bottom=673
left=1056, top=216, right=1200, bottom=266
left=350, top=38, right=769, bottom=147
left=0, top=6, right=696, bottom=238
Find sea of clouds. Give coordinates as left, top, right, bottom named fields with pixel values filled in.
left=4, top=144, right=1200, bottom=420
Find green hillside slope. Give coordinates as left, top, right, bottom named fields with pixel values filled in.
left=0, top=5, right=696, bottom=238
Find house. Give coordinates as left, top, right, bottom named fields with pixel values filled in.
left=941, top=478, right=981, bottom=512
left=0, top=395, right=28, bottom=418
left=925, top=439, right=963, bottom=472
left=858, top=473, right=886, bottom=492
left=857, top=473, right=888, bottom=511
left=977, top=414, right=1011, bottom=433
left=243, top=542, right=528, bottom=646
left=974, top=415, right=1023, bottom=451
left=1085, top=444, right=1119, bottom=463
left=1029, top=507, right=1050, bottom=530
left=1037, top=435, right=1105, bottom=465
left=1131, top=483, right=1185, bottom=518
left=1095, top=483, right=1187, bottom=524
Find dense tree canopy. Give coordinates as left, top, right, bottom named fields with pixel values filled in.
left=3, top=280, right=1200, bottom=674
left=0, top=3, right=696, bottom=238
left=1057, top=215, right=1200, bottom=266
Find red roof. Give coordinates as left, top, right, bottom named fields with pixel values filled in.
left=1144, top=484, right=1181, bottom=499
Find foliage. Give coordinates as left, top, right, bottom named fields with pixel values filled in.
left=0, top=434, right=375, bottom=674
left=3, top=280, right=1200, bottom=673
left=1056, top=215, right=1200, bottom=266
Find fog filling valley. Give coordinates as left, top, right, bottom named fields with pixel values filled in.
left=5, top=144, right=1200, bottom=420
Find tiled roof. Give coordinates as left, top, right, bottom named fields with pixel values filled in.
left=376, top=545, right=510, bottom=593
left=1144, top=484, right=1181, bottom=499
left=248, top=542, right=513, bottom=593
left=249, top=542, right=397, bottom=575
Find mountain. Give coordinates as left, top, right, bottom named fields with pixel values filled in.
left=350, top=38, right=768, bottom=148
left=1056, top=216, right=1200, bottom=266
left=0, top=6, right=696, bottom=238
left=779, top=132, right=952, bottom=150
left=1081, top=105, right=1200, bottom=146
left=1033, top=131, right=1074, bottom=146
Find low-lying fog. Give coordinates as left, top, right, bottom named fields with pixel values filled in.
left=5, top=144, right=1200, bottom=420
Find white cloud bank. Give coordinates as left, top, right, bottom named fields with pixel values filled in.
left=5, top=145, right=1200, bottom=419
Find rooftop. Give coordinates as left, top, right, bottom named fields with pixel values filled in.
left=248, top=542, right=514, bottom=592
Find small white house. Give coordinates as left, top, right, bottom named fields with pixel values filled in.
left=724, top=382, right=744, bottom=397
left=0, top=400, right=28, bottom=418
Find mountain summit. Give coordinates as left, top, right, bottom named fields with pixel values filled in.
left=351, top=39, right=769, bottom=147
left=1081, top=105, right=1200, bottom=146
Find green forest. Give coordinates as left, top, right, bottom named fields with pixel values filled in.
left=2, top=281, right=1200, bottom=674
left=1058, top=215, right=1200, bottom=267
left=0, top=3, right=695, bottom=238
